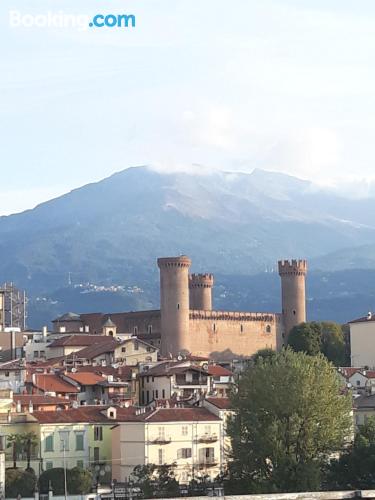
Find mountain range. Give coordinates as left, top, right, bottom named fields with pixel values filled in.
left=1, top=166, right=374, bottom=328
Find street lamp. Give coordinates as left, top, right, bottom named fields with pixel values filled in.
left=61, top=440, right=68, bottom=500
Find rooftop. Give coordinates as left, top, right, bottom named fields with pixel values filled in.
left=63, top=371, right=105, bottom=386
left=205, top=398, right=232, bottom=410
left=207, top=365, right=233, bottom=377
left=33, top=374, right=80, bottom=394
left=49, top=334, right=115, bottom=348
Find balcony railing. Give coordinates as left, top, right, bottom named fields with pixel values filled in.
left=198, top=458, right=218, bottom=468
left=197, top=434, right=218, bottom=443
left=175, top=377, right=208, bottom=386
left=149, top=436, right=172, bottom=445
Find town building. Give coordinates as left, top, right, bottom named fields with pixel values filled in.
left=349, top=312, right=375, bottom=368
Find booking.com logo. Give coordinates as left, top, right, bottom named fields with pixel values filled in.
left=9, top=10, right=136, bottom=30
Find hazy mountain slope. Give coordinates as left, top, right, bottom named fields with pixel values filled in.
left=1, top=165, right=375, bottom=327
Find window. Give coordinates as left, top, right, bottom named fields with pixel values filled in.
left=177, top=303, right=180, bottom=310
left=181, top=426, right=188, bottom=436
left=133, top=326, right=138, bottom=335
left=108, top=330, right=114, bottom=336
left=34, top=350, right=39, bottom=358
left=199, top=447, right=215, bottom=464
left=152, top=376, right=154, bottom=382
left=158, top=427, right=165, bottom=439
left=240, top=325, right=243, bottom=333
left=155, top=390, right=159, bottom=399
left=266, top=325, right=271, bottom=333
left=5, top=372, right=9, bottom=377
left=94, top=447, right=100, bottom=463
left=146, top=376, right=149, bottom=383
left=357, top=380, right=361, bottom=386
left=204, top=425, right=211, bottom=435
left=213, top=323, right=216, bottom=332
left=75, top=433, right=84, bottom=451
left=76, top=460, right=84, bottom=469
left=134, top=341, right=139, bottom=351
left=158, top=448, right=165, bottom=465
left=177, top=448, right=192, bottom=459
left=94, top=426, right=103, bottom=441
left=141, top=378, right=144, bottom=388
left=148, top=325, right=152, bottom=334
left=146, top=390, right=150, bottom=403
left=121, top=347, right=126, bottom=353
left=59, top=431, right=69, bottom=451
left=162, top=389, right=165, bottom=399
left=45, top=435, right=54, bottom=452
left=40, top=350, right=45, bottom=357
left=46, top=461, right=53, bottom=470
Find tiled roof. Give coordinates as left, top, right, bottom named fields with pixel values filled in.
left=0, top=359, right=26, bottom=371
left=64, top=372, right=105, bottom=386
left=13, top=394, right=69, bottom=406
left=34, top=374, right=80, bottom=394
left=66, top=340, right=117, bottom=360
left=339, top=367, right=361, bottom=378
left=141, top=362, right=206, bottom=378
left=31, top=406, right=138, bottom=424
left=49, top=334, right=115, bottom=348
left=206, top=398, right=232, bottom=410
left=144, top=407, right=221, bottom=422
left=53, top=312, right=81, bottom=323
left=354, top=394, right=375, bottom=409
left=207, top=365, right=233, bottom=377
left=76, top=365, right=134, bottom=381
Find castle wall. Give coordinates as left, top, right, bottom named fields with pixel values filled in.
left=188, top=311, right=284, bottom=360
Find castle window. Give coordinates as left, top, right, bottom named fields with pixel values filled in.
left=266, top=325, right=271, bottom=333
left=177, top=303, right=180, bottom=310
left=148, top=325, right=152, bottom=334
left=293, top=310, right=296, bottom=316
left=213, top=323, right=216, bottom=332
left=240, top=325, right=243, bottom=333
left=134, top=326, right=138, bottom=335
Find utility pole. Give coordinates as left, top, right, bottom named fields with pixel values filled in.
left=61, top=440, right=68, bottom=500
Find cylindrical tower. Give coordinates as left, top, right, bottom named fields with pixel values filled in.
left=157, top=256, right=191, bottom=357
left=189, top=274, right=214, bottom=310
left=278, top=259, right=307, bottom=338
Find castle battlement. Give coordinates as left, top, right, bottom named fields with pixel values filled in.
left=278, top=259, right=307, bottom=276
left=189, top=310, right=279, bottom=323
left=157, top=256, right=192, bottom=269
left=189, top=273, right=214, bottom=288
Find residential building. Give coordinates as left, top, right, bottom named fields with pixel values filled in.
left=112, top=407, right=224, bottom=484
left=349, top=312, right=375, bottom=368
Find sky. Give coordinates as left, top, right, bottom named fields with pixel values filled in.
left=1, top=0, right=375, bottom=215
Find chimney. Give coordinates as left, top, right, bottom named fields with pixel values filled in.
left=42, top=326, right=48, bottom=339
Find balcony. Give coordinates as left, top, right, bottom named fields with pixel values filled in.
left=175, top=376, right=208, bottom=386
left=149, top=436, right=172, bottom=445
left=198, top=458, right=218, bottom=469
left=197, top=434, right=218, bottom=443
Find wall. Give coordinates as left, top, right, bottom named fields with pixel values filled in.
left=112, top=422, right=146, bottom=481
left=188, top=312, right=284, bottom=360
left=350, top=321, right=375, bottom=368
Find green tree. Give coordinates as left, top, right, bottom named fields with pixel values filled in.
left=253, top=348, right=277, bottom=365
left=5, top=469, right=36, bottom=498
left=130, top=464, right=179, bottom=498
left=288, top=321, right=347, bottom=366
left=39, top=467, right=93, bottom=495
left=6, top=433, right=23, bottom=469
left=21, top=431, right=38, bottom=471
left=287, top=322, right=322, bottom=356
left=227, top=348, right=352, bottom=494
left=324, top=417, right=375, bottom=490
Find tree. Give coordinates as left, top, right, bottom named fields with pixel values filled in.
left=39, top=467, right=93, bottom=495
left=324, top=417, right=375, bottom=490
left=287, top=322, right=322, bottom=356
left=288, top=321, right=347, bottom=366
left=130, top=464, right=179, bottom=498
left=226, top=348, right=352, bottom=494
left=5, top=469, right=36, bottom=498
left=253, top=348, right=277, bottom=365
left=21, top=431, right=38, bottom=471
left=6, top=433, right=23, bottom=469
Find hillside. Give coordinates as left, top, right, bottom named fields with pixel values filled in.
left=1, top=166, right=375, bottom=327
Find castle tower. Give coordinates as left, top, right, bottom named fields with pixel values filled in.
left=278, top=259, right=307, bottom=338
left=189, top=274, right=214, bottom=310
left=157, top=256, right=192, bottom=357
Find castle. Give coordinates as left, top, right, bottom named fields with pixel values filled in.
left=53, top=256, right=307, bottom=360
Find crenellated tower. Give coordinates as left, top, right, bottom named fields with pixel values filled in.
left=278, top=259, right=307, bottom=338
left=189, top=273, right=214, bottom=310
left=157, top=256, right=191, bottom=357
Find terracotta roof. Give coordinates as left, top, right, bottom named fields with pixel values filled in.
left=141, top=362, right=206, bottom=378
left=76, top=365, right=133, bottom=381
left=339, top=367, right=361, bottom=378
left=0, top=359, right=26, bottom=371
left=206, top=398, right=232, bottom=410
left=13, top=394, right=69, bottom=406
left=66, top=340, right=117, bottom=360
left=31, top=406, right=138, bottom=424
left=207, top=365, right=233, bottom=377
left=49, top=334, right=115, bottom=348
left=34, top=374, right=80, bottom=394
left=64, top=372, right=105, bottom=386
left=144, top=408, right=221, bottom=422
